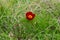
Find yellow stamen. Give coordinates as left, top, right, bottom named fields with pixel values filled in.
left=28, top=15, right=32, bottom=18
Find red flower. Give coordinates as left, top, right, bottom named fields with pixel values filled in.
left=26, top=12, right=35, bottom=20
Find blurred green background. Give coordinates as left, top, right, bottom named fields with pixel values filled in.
left=0, top=0, right=60, bottom=40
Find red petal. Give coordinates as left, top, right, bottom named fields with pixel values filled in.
left=26, top=12, right=32, bottom=16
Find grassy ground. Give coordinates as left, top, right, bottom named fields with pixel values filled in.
left=0, top=0, right=60, bottom=40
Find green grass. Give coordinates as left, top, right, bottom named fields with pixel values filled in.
left=0, top=0, right=60, bottom=40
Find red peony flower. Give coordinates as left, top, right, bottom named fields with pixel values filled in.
left=26, top=12, right=35, bottom=20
